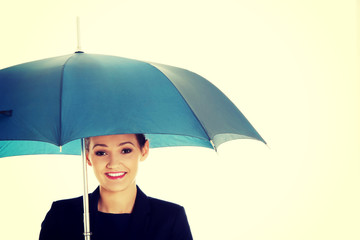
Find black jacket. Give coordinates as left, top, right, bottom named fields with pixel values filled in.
left=39, top=186, right=193, bottom=240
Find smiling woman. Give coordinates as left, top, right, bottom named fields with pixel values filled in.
left=39, top=134, right=193, bottom=240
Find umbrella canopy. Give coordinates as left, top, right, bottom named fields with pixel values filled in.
left=0, top=52, right=265, bottom=157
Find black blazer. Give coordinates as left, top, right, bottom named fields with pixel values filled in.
left=39, top=186, right=193, bottom=240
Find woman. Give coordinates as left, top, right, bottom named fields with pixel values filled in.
left=39, top=134, right=193, bottom=240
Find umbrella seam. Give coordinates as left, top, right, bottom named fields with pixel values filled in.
left=59, top=54, right=76, bottom=146
left=145, top=62, right=214, bottom=150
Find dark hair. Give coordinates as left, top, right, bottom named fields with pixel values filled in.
left=135, top=134, right=146, bottom=149
left=84, top=134, right=147, bottom=151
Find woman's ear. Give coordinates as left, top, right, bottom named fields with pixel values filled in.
left=86, top=153, right=92, bottom=166
left=140, top=140, right=150, bottom=162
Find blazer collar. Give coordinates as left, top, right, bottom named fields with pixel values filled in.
left=88, top=185, right=150, bottom=214
left=88, top=185, right=151, bottom=239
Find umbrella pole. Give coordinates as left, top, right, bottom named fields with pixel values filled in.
left=81, top=138, right=92, bottom=240
left=76, top=16, right=82, bottom=52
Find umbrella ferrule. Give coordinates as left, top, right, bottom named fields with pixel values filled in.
left=210, top=140, right=217, bottom=151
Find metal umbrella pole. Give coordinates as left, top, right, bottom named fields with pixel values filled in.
left=77, top=23, right=91, bottom=239
left=81, top=138, right=91, bottom=240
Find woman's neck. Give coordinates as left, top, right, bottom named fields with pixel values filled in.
left=98, top=183, right=137, bottom=214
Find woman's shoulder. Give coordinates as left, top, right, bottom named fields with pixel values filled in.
left=51, top=187, right=100, bottom=211
left=145, top=195, right=189, bottom=224
left=49, top=195, right=84, bottom=213
left=140, top=194, right=193, bottom=239
left=136, top=187, right=185, bottom=214
left=40, top=195, right=85, bottom=240
left=147, top=196, right=185, bottom=212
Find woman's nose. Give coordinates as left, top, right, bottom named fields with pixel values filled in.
left=106, top=154, right=122, bottom=168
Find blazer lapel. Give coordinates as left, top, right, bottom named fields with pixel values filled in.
left=89, top=186, right=100, bottom=213
left=88, top=187, right=101, bottom=239
left=127, top=186, right=151, bottom=239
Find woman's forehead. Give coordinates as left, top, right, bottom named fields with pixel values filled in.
left=89, top=134, right=137, bottom=145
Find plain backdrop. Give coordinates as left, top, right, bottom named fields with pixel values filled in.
left=1, top=0, right=359, bottom=239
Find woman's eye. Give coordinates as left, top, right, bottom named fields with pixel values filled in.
left=95, top=151, right=106, bottom=156
left=122, top=148, right=132, bottom=154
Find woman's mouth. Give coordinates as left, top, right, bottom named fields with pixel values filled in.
left=105, top=172, right=127, bottom=180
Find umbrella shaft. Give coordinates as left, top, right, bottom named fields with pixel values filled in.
left=81, top=138, right=91, bottom=239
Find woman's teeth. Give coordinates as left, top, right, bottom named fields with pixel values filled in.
left=107, top=172, right=126, bottom=177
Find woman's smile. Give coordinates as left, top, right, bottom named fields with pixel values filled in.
left=105, top=171, right=127, bottom=180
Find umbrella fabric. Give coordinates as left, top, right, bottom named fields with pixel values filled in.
left=0, top=135, right=213, bottom=157
left=0, top=52, right=265, bottom=157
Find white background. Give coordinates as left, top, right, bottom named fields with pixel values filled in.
left=1, top=0, right=359, bottom=239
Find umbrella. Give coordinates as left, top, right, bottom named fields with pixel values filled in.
left=0, top=52, right=265, bottom=239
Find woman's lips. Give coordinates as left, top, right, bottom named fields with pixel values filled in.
left=105, top=172, right=127, bottom=180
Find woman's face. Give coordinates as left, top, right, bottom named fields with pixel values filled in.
left=86, top=134, right=149, bottom=193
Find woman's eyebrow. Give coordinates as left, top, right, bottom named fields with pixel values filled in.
left=118, top=142, right=135, bottom=147
left=92, top=144, right=108, bottom=149
left=92, top=141, right=134, bottom=149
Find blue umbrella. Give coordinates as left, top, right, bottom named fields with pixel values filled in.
left=0, top=52, right=265, bottom=154
left=0, top=52, right=265, bottom=239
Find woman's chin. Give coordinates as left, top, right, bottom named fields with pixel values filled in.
left=100, top=181, right=136, bottom=194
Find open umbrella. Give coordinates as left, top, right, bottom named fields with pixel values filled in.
left=0, top=52, right=265, bottom=239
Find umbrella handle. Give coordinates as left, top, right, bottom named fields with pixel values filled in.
left=81, top=138, right=92, bottom=240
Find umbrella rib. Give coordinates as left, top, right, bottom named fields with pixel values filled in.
left=58, top=54, right=76, bottom=146
left=146, top=62, right=214, bottom=149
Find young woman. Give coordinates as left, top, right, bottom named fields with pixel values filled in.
left=39, top=134, right=193, bottom=240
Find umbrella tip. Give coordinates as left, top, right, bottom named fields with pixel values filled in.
left=210, top=140, right=217, bottom=152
